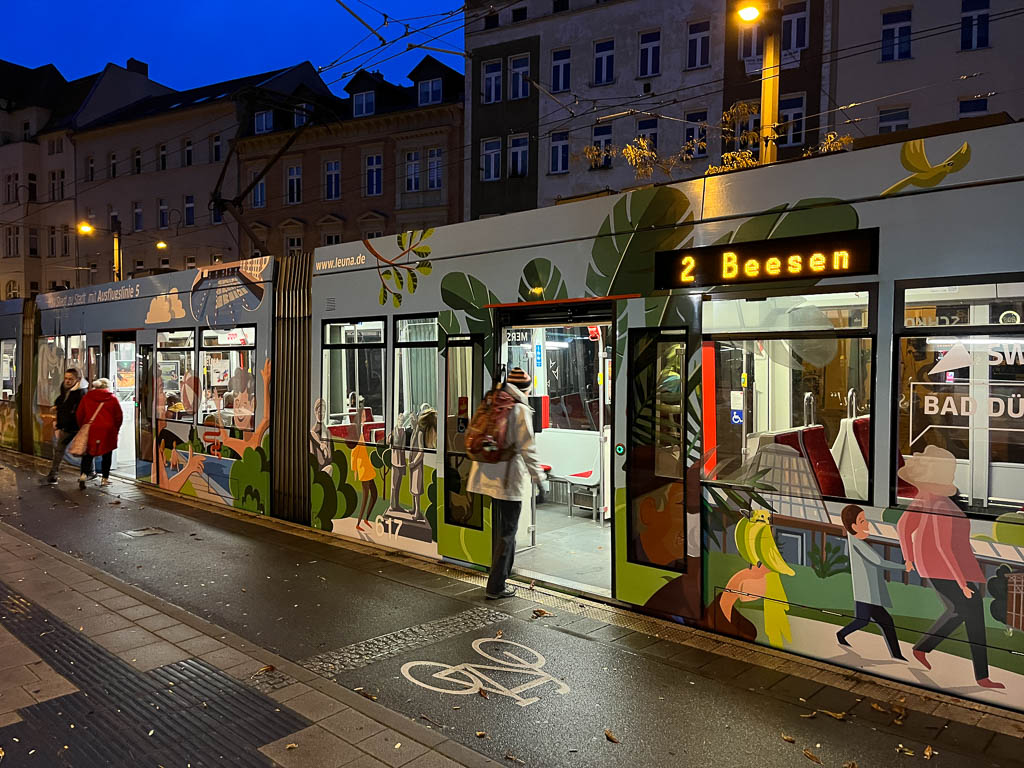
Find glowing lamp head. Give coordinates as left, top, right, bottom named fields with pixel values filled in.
left=737, top=4, right=761, bottom=22
left=155, top=241, right=168, bottom=250
left=77, top=222, right=94, bottom=235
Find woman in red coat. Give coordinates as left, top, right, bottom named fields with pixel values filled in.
left=76, top=378, right=123, bottom=489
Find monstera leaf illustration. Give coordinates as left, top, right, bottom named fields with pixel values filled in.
left=438, top=310, right=461, bottom=337
left=714, top=197, right=859, bottom=245
left=586, top=186, right=696, bottom=377
left=441, top=272, right=501, bottom=374
left=518, top=258, right=568, bottom=302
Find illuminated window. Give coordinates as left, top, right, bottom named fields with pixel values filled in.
left=322, top=320, right=386, bottom=442
left=199, top=326, right=257, bottom=431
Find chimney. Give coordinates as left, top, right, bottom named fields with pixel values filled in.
left=126, top=58, right=149, bottom=77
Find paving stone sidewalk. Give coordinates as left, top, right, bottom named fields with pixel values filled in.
left=0, top=523, right=494, bottom=768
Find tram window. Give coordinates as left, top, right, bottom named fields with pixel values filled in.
left=0, top=339, right=15, bottom=400
left=445, top=339, right=484, bottom=530
left=896, top=334, right=1024, bottom=512
left=198, top=327, right=256, bottom=430
left=323, top=320, right=386, bottom=443
left=703, top=291, right=870, bottom=334
left=36, top=336, right=65, bottom=406
left=655, top=340, right=687, bottom=479
left=66, top=335, right=86, bottom=378
left=393, top=317, right=438, bottom=452
left=904, top=282, right=1024, bottom=328
left=157, top=329, right=196, bottom=422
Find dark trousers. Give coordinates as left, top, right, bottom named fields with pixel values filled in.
left=916, top=578, right=989, bottom=681
left=486, top=498, right=522, bottom=596
left=838, top=600, right=905, bottom=659
left=79, top=452, right=112, bottom=479
left=46, top=431, right=75, bottom=480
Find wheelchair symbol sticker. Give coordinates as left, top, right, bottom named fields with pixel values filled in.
left=730, top=409, right=744, bottom=425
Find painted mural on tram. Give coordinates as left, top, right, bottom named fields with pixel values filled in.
left=33, top=257, right=275, bottom=512
left=310, top=121, right=1024, bottom=709
left=0, top=299, right=23, bottom=450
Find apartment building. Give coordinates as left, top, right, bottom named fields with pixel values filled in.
left=234, top=56, right=464, bottom=258
left=74, top=63, right=329, bottom=282
left=464, top=0, right=726, bottom=216
left=831, top=0, right=1024, bottom=135
left=0, top=58, right=169, bottom=298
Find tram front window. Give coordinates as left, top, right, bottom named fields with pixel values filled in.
left=704, top=292, right=873, bottom=504
left=322, top=320, right=385, bottom=443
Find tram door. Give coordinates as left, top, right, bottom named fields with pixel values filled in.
left=137, top=343, right=154, bottom=480
left=498, top=319, right=614, bottom=597
left=104, top=332, right=137, bottom=478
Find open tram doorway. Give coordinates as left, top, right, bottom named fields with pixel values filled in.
left=497, top=313, right=614, bottom=597
left=103, top=333, right=137, bottom=478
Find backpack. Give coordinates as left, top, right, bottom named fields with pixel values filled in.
left=465, top=383, right=517, bottom=463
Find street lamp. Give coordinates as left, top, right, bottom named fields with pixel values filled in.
left=77, top=220, right=122, bottom=281
left=155, top=241, right=168, bottom=250
left=737, top=1, right=781, bottom=165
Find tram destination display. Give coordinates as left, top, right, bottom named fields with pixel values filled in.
left=654, top=228, right=878, bottom=289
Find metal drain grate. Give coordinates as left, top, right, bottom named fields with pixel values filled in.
left=119, top=527, right=170, bottom=538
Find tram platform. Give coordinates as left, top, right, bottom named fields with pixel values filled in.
left=0, top=452, right=1021, bottom=768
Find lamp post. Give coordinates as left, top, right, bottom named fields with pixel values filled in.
left=737, top=2, right=782, bottom=165
left=78, top=220, right=122, bottom=281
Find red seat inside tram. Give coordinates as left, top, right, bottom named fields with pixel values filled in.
left=772, top=427, right=847, bottom=498
left=851, top=416, right=916, bottom=498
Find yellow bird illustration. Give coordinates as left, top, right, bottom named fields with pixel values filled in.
left=881, top=139, right=971, bottom=196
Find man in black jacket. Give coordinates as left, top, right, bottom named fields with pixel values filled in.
left=43, top=368, right=86, bottom=484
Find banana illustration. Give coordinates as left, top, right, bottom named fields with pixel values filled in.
left=754, top=525, right=795, bottom=576
left=734, top=517, right=754, bottom=564
left=881, top=139, right=971, bottom=197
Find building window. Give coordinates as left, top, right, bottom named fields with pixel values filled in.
left=418, top=78, right=442, bottom=105
left=25, top=173, right=36, bottom=202
left=638, top=31, right=661, bottom=77
left=160, top=257, right=170, bottom=268
left=133, top=202, right=143, bottom=231
left=428, top=148, right=443, bottom=190
left=287, top=165, right=302, bottom=204
left=594, top=39, right=614, bottom=85
left=509, top=134, right=529, bottom=177
left=733, top=105, right=760, bottom=159
left=509, top=55, right=530, bottom=100
left=48, top=226, right=56, bottom=258
left=782, top=2, right=808, bottom=53
left=551, top=49, right=571, bottom=93
left=553, top=0, right=568, bottom=12
left=87, top=157, right=95, bottom=182
left=251, top=172, right=266, bottom=208
left=481, top=138, right=501, bottom=181
left=109, top=153, right=117, bottom=179
left=212, top=206, right=222, bottom=224
left=959, top=97, right=988, bottom=117
left=27, top=228, right=37, bottom=258
left=882, top=9, right=912, bottom=61
left=134, top=148, right=142, bottom=174
left=685, top=110, right=708, bottom=157
left=322, top=319, right=386, bottom=443
left=549, top=132, right=569, bottom=174
left=3, top=174, right=16, bottom=204
left=324, top=160, right=341, bottom=200
left=109, top=211, right=119, bottom=232
left=405, top=151, right=421, bottom=192
left=62, top=225, right=69, bottom=256
left=186, top=255, right=196, bottom=269
left=135, top=258, right=145, bottom=273
left=159, top=198, right=169, bottom=229
left=287, top=236, right=303, bottom=258
left=511, top=5, right=527, bottom=22
left=212, top=135, right=222, bottom=162
left=740, top=23, right=764, bottom=59
left=592, top=124, right=613, bottom=167
left=323, top=233, right=343, bottom=246
left=22, top=122, right=30, bottom=141
left=483, top=12, right=499, bottom=29
left=4, top=227, right=17, bottom=259
left=159, top=144, right=167, bottom=171
left=365, top=154, right=383, bottom=196
left=183, top=139, right=193, bottom=167
left=879, top=107, right=910, bottom=133
left=49, top=170, right=65, bottom=200
left=365, top=230, right=383, bottom=239
left=4, top=282, right=17, bottom=299
left=254, top=110, right=273, bottom=133
left=778, top=94, right=805, bottom=146
left=482, top=61, right=502, bottom=104
left=637, top=117, right=658, bottom=149
left=295, top=103, right=310, bottom=127
left=184, top=195, right=195, bottom=226
left=962, top=0, right=989, bottom=50
left=687, top=21, right=711, bottom=69
left=354, top=91, right=375, bottom=117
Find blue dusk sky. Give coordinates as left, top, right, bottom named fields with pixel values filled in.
left=6, top=0, right=467, bottom=93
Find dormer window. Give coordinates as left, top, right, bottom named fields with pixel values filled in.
left=294, top=103, right=311, bottom=127
left=254, top=110, right=273, bottom=134
left=354, top=91, right=375, bottom=117
left=418, top=78, right=442, bottom=106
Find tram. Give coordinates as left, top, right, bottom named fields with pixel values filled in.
left=10, top=119, right=1024, bottom=710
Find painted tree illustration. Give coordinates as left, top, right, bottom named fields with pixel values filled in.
left=363, top=229, right=435, bottom=308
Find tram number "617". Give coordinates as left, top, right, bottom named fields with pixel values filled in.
left=371, top=518, right=404, bottom=541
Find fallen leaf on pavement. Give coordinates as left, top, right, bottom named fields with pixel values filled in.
left=870, top=703, right=888, bottom=713
left=532, top=609, right=553, bottom=618
left=528, top=580, right=535, bottom=590
left=285, top=743, right=298, bottom=750
left=799, top=711, right=817, bottom=719
left=604, top=729, right=620, bottom=743
left=803, top=748, right=823, bottom=764
left=478, top=688, right=488, bottom=699
left=924, top=745, right=937, bottom=760
left=358, top=690, right=378, bottom=701
left=476, top=731, right=487, bottom=738
left=895, top=744, right=915, bottom=756
left=394, top=743, right=402, bottom=749
left=781, top=734, right=795, bottom=743
left=253, top=665, right=275, bottom=676
left=495, top=629, right=503, bottom=639
left=505, top=752, right=525, bottom=764
left=843, top=762, right=858, bottom=768
left=821, top=709, right=847, bottom=720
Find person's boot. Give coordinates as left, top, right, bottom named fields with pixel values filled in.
left=40, top=476, right=58, bottom=485
left=78, top=474, right=87, bottom=490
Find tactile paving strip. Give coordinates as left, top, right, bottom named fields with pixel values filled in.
left=303, top=606, right=510, bottom=675
left=0, top=581, right=309, bottom=767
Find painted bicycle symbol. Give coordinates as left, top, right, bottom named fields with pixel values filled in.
left=401, top=638, right=569, bottom=707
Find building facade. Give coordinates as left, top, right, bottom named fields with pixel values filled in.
left=234, top=57, right=464, bottom=258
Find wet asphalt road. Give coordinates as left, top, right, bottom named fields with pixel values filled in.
left=0, top=458, right=1018, bottom=768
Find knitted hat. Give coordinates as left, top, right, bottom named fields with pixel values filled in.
left=506, top=367, right=531, bottom=390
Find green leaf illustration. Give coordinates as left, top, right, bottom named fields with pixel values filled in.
left=377, top=284, right=386, bottom=306
left=392, top=293, right=402, bottom=308
left=382, top=268, right=394, bottom=283
left=717, top=198, right=860, bottom=244
left=393, top=269, right=404, bottom=290
left=518, top=258, right=569, bottom=302
left=438, top=310, right=461, bottom=336
left=398, top=231, right=408, bottom=249
left=408, top=270, right=418, bottom=293
left=416, top=260, right=432, bottom=274
left=441, top=272, right=500, bottom=372
left=413, top=245, right=432, bottom=257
